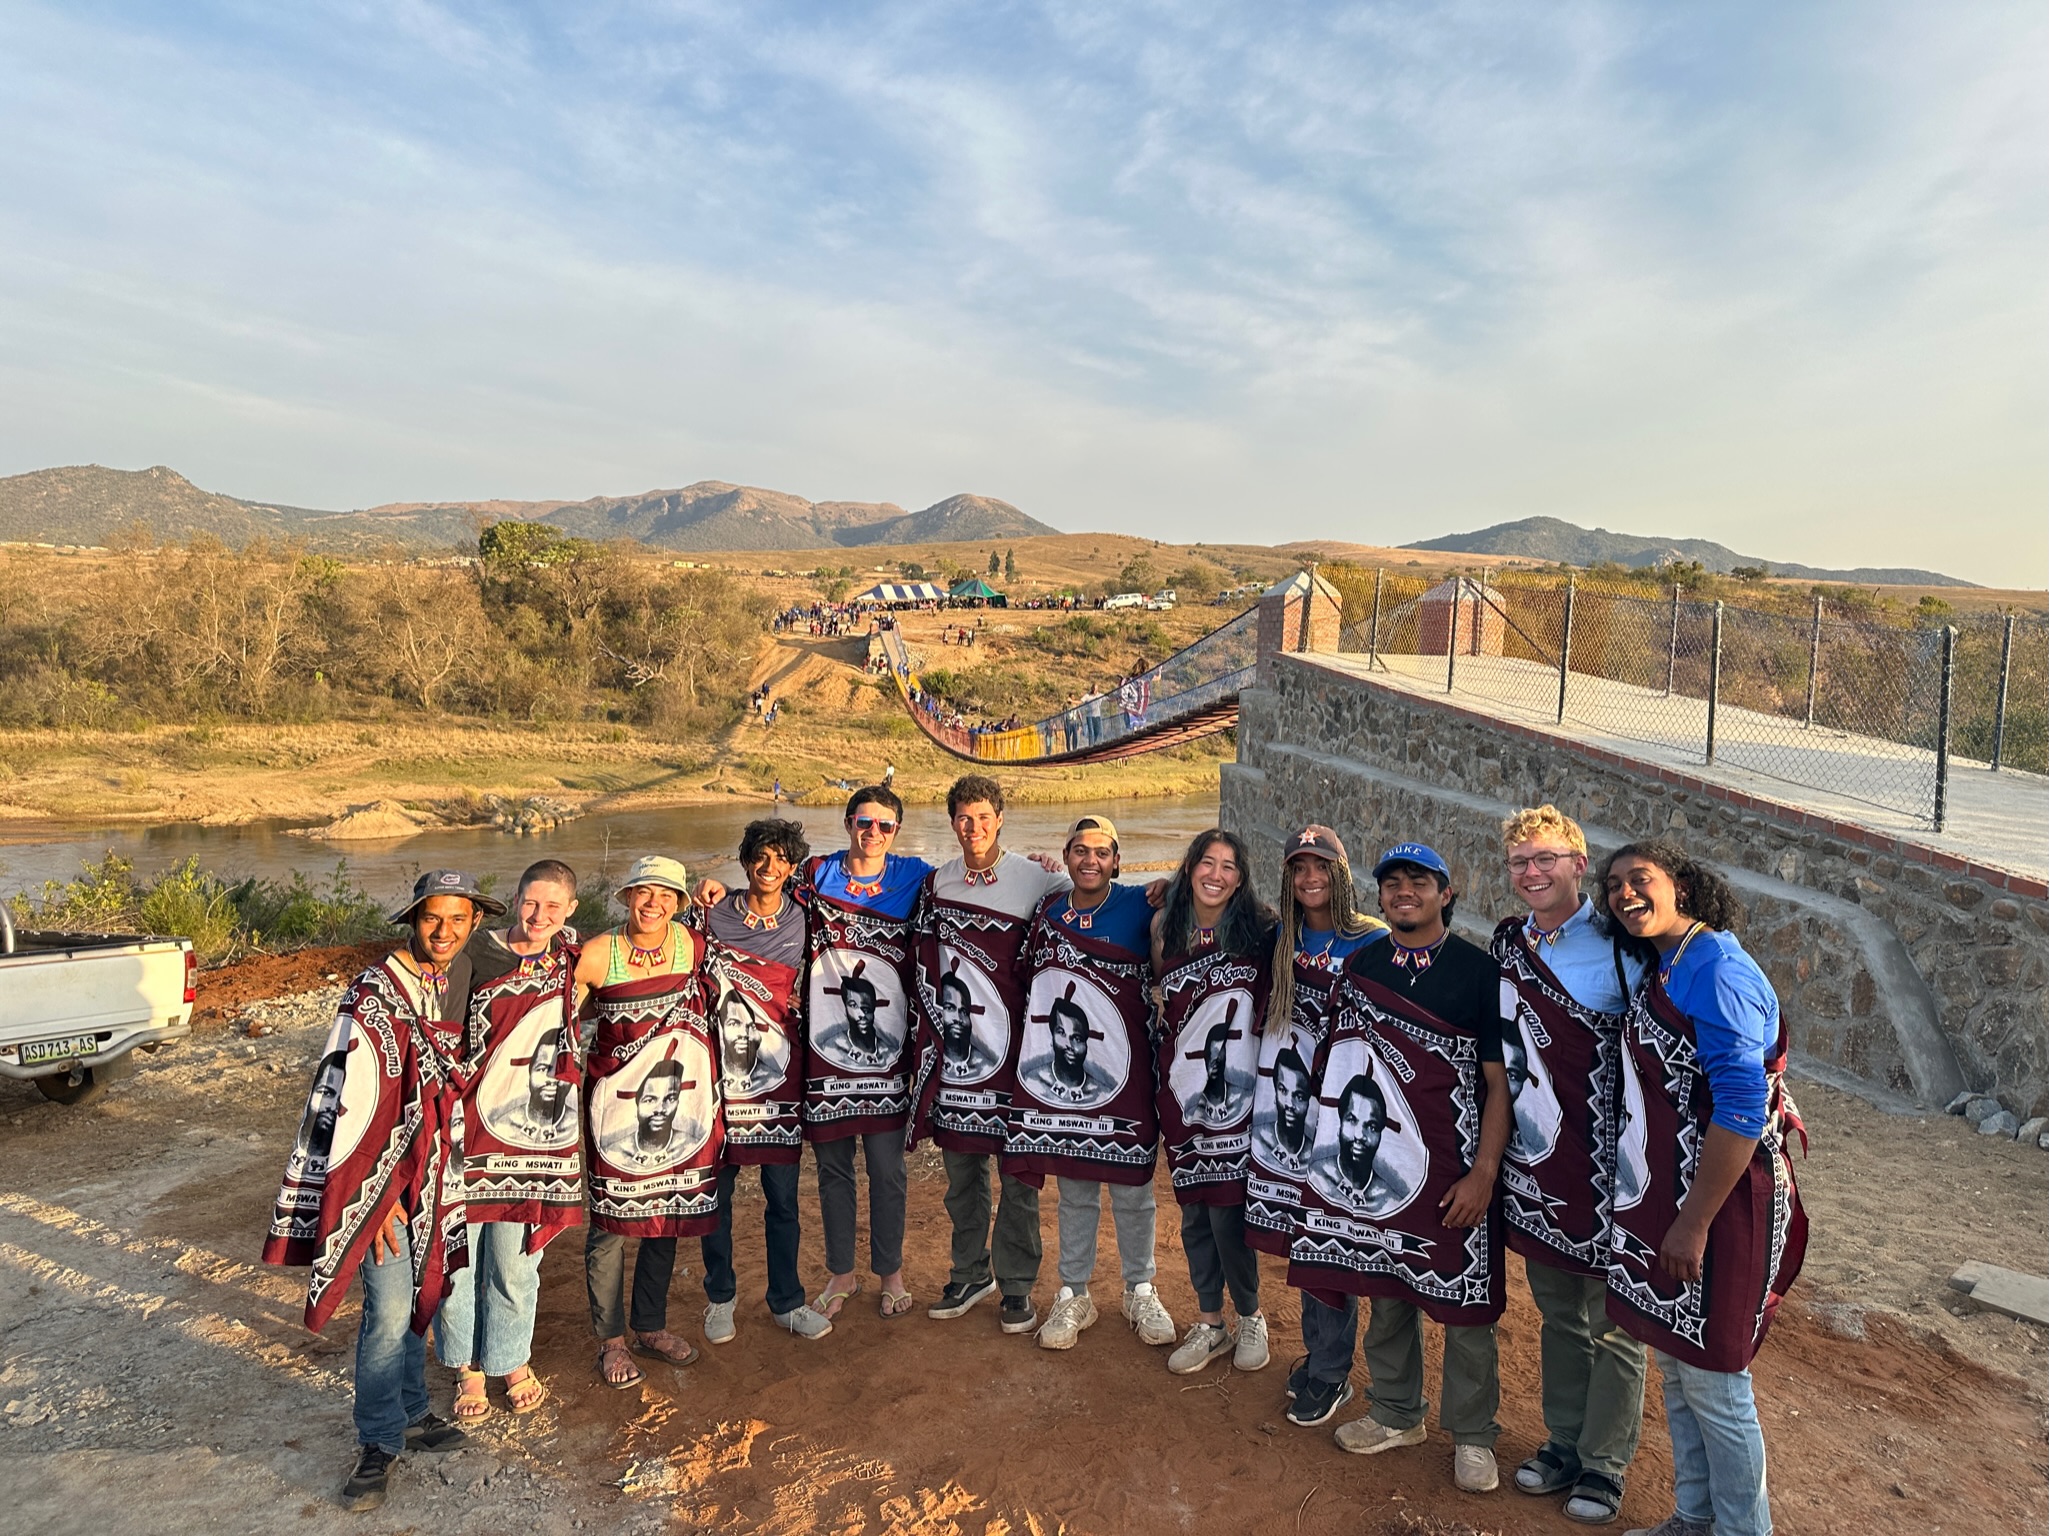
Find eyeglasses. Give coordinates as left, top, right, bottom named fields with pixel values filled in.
left=1507, top=851, right=1573, bottom=874
left=852, top=816, right=899, bottom=834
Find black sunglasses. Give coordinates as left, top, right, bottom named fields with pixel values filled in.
left=852, top=815, right=899, bottom=834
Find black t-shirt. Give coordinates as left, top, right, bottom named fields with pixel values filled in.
left=1346, top=930, right=1503, bottom=1061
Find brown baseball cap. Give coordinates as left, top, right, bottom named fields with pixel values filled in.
left=1285, top=825, right=1347, bottom=864
left=1066, top=814, right=1119, bottom=849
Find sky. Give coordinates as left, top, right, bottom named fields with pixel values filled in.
left=0, top=1, right=2042, bottom=583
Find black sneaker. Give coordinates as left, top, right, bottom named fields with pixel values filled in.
left=1285, top=1377, right=1354, bottom=1427
left=340, top=1445, right=396, bottom=1512
left=405, top=1414, right=468, bottom=1453
left=1285, top=1356, right=1312, bottom=1400
left=927, top=1278, right=997, bottom=1320
left=999, top=1294, right=1039, bottom=1334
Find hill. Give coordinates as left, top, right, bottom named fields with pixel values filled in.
left=0, top=464, right=1056, bottom=553
left=1404, top=516, right=1975, bottom=587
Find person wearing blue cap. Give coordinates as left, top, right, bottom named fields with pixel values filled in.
left=1319, top=841, right=1511, bottom=1495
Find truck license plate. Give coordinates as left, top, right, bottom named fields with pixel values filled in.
left=22, top=1033, right=101, bottom=1066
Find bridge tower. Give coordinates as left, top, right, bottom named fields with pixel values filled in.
left=1256, top=569, right=1343, bottom=682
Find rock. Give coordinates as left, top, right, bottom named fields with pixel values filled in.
left=1978, top=1110, right=2018, bottom=1137
left=1945, top=1090, right=1979, bottom=1114
left=1963, top=1096, right=2005, bottom=1126
left=2016, top=1116, right=2049, bottom=1145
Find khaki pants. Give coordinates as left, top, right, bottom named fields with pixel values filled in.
left=1525, top=1257, right=1647, bottom=1480
left=1362, top=1294, right=1500, bottom=1448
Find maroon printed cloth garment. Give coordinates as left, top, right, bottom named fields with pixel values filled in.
left=1001, top=907, right=1160, bottom=1188
left=1605, top=974, right=1808, bottom=1372
left=1492, top=918, right=1622, bottom=1278
left=801, top=872, right=916, bottom=1140
left=1286, top=975, right=1506, bottom=1327
left=459, top=939, right=585, bottom=1249
left=1155, top=938, right=1271, bottom=1206
left=697, top=930, right=807, bottom=1166
left=908, top=880, right=1034, bottom=1156
left=263, top=955, right=473, bottom=1335
left=1244, top=950, right=1348, bottom=1256
left=576, top=962, right=724, bottom=1238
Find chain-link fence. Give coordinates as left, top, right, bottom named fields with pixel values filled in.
left=1335, top=569, right=2045, bottom=829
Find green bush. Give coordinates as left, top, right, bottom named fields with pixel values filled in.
left=138, top=858, right=241, bottom=962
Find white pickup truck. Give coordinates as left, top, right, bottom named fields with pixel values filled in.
left=0, top=906, right=197, bottom=1105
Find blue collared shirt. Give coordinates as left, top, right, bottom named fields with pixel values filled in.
left=1519, top=897, right=1645, bottom=1014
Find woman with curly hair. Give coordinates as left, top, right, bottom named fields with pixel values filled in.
left=1598, top=840, right=1806, bottom=1536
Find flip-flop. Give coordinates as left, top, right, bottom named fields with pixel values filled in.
left=879, top=1288, right=915, bottom=1319
left=630, top=1331, right=700, bottom=1367
left=596, top=1342, right=644, bottom=1391
left=813, top=1278, right=862, bottom=1320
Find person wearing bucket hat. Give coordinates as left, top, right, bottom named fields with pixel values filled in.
left=1266, top=826, right=1389, bottom=1431
left=573, top=851, right=715, bottom=1388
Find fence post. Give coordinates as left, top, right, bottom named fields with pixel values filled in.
left=1934, top=625, right=1957, bottom=830
left=1665, top=585, right=1680, bottom=696
left=1368, top=568, right=1383, bottom=671
left=1445, top=577, right=1461, bottom=695
left=1557, top=574, right=1575, bottom=724
left=1991, top=614, right=2015, bottom=771
left=1804, top=593, right=1823, bottom=728
left=1705, top=600, right=1724, bottom=763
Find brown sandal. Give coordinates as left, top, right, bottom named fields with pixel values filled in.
left=453, top=1368, right=491, bottom=1421
left=597, top=1339, right=644, bottom=1390
left=505, top=1365, right=547, bottom=1415
left=630, top=1329, right=700, bottom=1367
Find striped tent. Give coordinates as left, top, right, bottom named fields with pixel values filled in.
left=854, top=581, right=947, bottom=605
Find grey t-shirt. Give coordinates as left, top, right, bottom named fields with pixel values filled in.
left=929, top=851, right=1070, bottom=921
left=703, top=891, right=807, bottom=969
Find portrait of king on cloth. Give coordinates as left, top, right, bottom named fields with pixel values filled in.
left=476, top=1005, right=579, bottom=1151
left=1169, top=988, right=1258, bottom=1130
left=1613, top=1038, right=1651, bottom=1212
left=595, top=1035, right=715, bottom=1172
left=935, top=955, right=1006, bottom=1085
left=1015, top=970, right=1128, bottom=1112
left=1305, top=1046, right=1427, bottom=1220
left=809, top=950, right=905, bottom=1073
left=1250, top=1038, right=1318, bottom=1175
left=1500, top=1016, right=1565, bottom=1167
left=715, top=983, right=792, bottom=1099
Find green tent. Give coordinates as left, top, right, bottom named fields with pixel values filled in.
left=947, top=576, right=1006, bottom=605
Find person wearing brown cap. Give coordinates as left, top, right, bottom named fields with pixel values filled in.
left=1254, top=827, right=1391, bottom=1431
left=264, top=869, right=502, bottom=1512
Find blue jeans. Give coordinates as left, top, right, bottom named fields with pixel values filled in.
left=355, top=1229, right=429, bottom=1454
left=701, top=1161, right=805, bottom=1315
left=1655, top=1350, right=1773, bottom=1536
left=434, top=1222, right=544, bottom=1375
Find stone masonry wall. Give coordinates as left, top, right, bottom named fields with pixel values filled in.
left=1220, top=655, right=2049, bottom=1119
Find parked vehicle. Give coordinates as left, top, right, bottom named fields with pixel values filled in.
left=1104, top=591, right=1147, bottom=610
left=1146, top=590, right=1178, bottom=610
left=0, top=906, right=197, bottom=1106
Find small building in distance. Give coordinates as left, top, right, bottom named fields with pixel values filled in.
left=1418, top=577, right=1505, bottom=656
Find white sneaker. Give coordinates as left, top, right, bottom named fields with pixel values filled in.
left=1122, top=1282, right=1176, bottom=1346
left=1232, top=1311, right=1270, bottom=1371
left=1167, top=1322, right=1233, bottom=1375
left=1036, top=1286, right=1099, bottom=1350
left=703, top=1300, right=737, bottom=1344
left=1333, top=1417, right=1428, bottom=1455
left=1455, top=1444, right=1500, bottom=1492
left=772, top=1303, right=834, bottom=1340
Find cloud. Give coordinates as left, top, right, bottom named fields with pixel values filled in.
left=0, top=0, right=2039, bottom=582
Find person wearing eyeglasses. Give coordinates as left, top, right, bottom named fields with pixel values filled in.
left=1494, top=806, right=1648, bottom=1526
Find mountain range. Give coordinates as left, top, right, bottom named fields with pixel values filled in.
left=1404, top=516, right=1973, bottom=587
left=0, top=465, right=1059, bottom=555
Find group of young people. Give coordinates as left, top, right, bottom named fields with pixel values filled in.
left=265, top=776, right=1805, bottom=1536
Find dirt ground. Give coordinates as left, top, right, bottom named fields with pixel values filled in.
left=1, top=960, right=2044, bottom=1536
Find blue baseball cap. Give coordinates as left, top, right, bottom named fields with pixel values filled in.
left=1372, top=843, right=1451, bottom=883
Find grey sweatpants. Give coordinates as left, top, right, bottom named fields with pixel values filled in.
left=815, top=1128, right=908, bottom=1277
left=1056, top=1176, right=1156, bottom=1292
left=1180, top=1200, right=1260, bottom=1316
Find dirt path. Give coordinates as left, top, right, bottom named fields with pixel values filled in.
left=1, top=973, right=2042, bottom=1535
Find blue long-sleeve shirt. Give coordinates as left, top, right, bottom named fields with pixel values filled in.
left=1662, top=929, right=1776, bottom=1140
